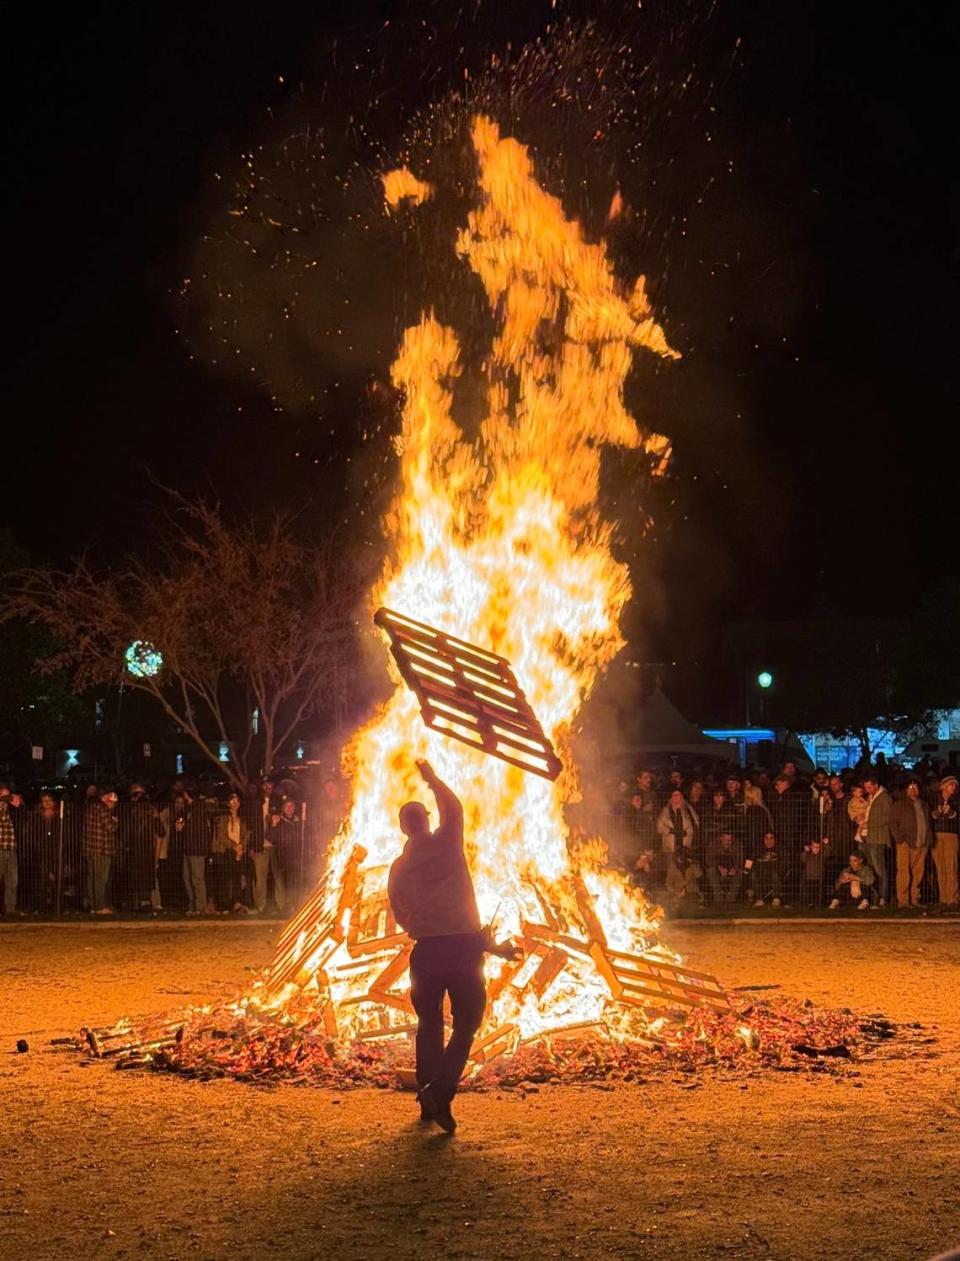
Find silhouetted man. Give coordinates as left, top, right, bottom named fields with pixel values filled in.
left=388, top=760, right=506, bottom=1133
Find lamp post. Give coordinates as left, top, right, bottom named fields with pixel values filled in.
left=119, top=642, right=164, bottom=774
left=756, top=670, right=773, bottom=725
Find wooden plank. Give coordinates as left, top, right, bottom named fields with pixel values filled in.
left=529, top=948, right=568, bottom=998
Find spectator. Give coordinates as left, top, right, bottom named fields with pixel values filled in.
left=0, top=783, right=23, bottom=916
left=891, top=780, right=931, bottom=908
left=610, top=792, right=651, bottom=870
left=799, top=839, right=827, bottom=906
left=860, top=774, right=893, bottom=907
left=848, top=783, right=868, bottom=837
left=705, top=830, right=744, bottom=905
left=21, top=792, right=59, bottom=913
left=825, top=775, right=856, bottom=865
left=724, top=774, right=747, bottom=841
left=742, top=785, right=773, bottom=858
left=212, top=791, right=247, bottom=913
left=248, top=779, right=284, bottom=914
left=271, top=798, right=301, bottom=907
left=701, top=789, right=736, bottom=846
left=123, top=783, right=159, bottom=913
left=656, top=790, right=702, bottom=903
left=768, top=773, right=812, bottom=870
left=83, top=787, right=118, bottom=915
left=748, top=830, right=783, bottom=908
left=153, top=796, right=172, bottom=912
left=930, top=775, right=959, bottom=909
left=829, top=852, right=876, bottom=911
left=810, top=768, right=829, bottom=800
left=178, top=789, right=213, bottom=915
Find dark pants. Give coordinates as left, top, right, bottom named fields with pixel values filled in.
left=409, top=934, right=486, bottom=1106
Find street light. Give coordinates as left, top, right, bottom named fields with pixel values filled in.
left=757, top=670, right=773, bottom=690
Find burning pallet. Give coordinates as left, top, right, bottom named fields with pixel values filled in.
left=256, top=841, right=730, bottom=1068
left=373, top=607, right=563, bottom=781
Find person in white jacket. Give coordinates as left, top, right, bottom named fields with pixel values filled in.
left=656, top=790, right=702, bottom=903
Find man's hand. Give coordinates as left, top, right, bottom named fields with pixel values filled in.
left=415, top=759, right=438, bottom=785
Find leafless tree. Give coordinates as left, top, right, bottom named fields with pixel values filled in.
left=1, top=495, right=360, bottom=790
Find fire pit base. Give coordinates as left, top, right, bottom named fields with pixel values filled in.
left=75, top=995, right=935, bottom=1092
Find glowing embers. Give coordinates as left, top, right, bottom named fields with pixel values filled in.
left=373, top=607, right=563, bottom=781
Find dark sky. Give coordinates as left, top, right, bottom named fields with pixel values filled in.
left=3, top=1, right=956, bottom=669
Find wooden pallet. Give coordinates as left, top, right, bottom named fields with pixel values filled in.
left=373, top=607, right=562, bottom=781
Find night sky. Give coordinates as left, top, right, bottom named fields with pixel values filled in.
left=3, top=2, right=956, bottom=677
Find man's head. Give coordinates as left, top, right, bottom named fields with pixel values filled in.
left=809, top=840, right=822, bottom=854
left=762, top=831, right=776, bottom=850
left=712, top=789, right=727, bottom=807
left=906, top=780, right=920, bottom=801
left=129, top=783, right=147, bottom=800
left=227, top=791, right=241, bottom=811
left=774, top=774, right=790, bottom=795
left=725, top=775, right=742, bottom=797
left=630, top=793, right=644, bottom=810
left=282, top=800, right=297, bottom=820
left=322, top=778, right=340, bottom=801
left=814, top=769, right=828, bottom=787
left=669, top=770, right=683, bottom=788
left=0, top=783, right=10, bottom=799
left=636, top=770, right=653, bottom=792
left=941, top=775, right=959, bottom=800
left=782, top=760, right=798, bottom=778
left=668, top=789, right=684, bottom=809
left=829, top=773, right=844, bottom=793
left=862, top=775, right=880, bottom=796
left=399, top=800, right=430, bottom=839
left=84, top=783, right=99, bottom=799
left=849, top=853, right=862, bottom=871
left=718, top=830, right=734, bottom=848
left=40, top=792, right=55, bottom=810
left=101, top=788, right=118, bottom=808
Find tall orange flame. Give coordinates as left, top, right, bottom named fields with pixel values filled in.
left=269, top=116, right=684, bottom=1045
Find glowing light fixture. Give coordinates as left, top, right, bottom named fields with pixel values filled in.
left=125, top=640, right=163, bottom=679
left=757, top=671, right=774, bottom=690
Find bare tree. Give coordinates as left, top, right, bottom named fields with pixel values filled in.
left=1, top=496, right=359, bottom=790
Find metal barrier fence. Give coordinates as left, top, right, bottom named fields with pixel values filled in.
left=578, top=795, right=950, bottom=909
left=0, top=799, right=339, bottom=918
left=0, top=794, right=952, bottom=916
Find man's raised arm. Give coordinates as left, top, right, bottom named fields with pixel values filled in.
left=416, top=759, right=463, bottom=840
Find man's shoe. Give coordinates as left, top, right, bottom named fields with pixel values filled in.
left=434, top=1104, right=457, bottom=1135
left=418, top=1084, right=456, bottom=1133
left=771, top=897, right=781, bottom=908
left=415, top=1090, right=433, bottom=1125
left=753, top=899, right=764, bottom=908
left=857, top=898, right=870, bottom=911
left=829, top=899, right=840, bottom=910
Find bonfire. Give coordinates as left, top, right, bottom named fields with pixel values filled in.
left=79, top=118, right=930, bottom=1087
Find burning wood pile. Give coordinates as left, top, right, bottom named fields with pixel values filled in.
left=79, top=995, right=931, bottom=1090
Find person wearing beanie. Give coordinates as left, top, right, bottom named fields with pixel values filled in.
left=931, top=775, right=959, bottom=909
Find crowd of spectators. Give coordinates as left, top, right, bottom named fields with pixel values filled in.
left=0, top=755, right=957, bottom=920
left=0, top=775, right=346, bottom=918
left=597, top=756, right=960, bottom=912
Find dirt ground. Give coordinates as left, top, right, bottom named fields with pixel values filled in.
left=1, top=922, right=957, bottom=1261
